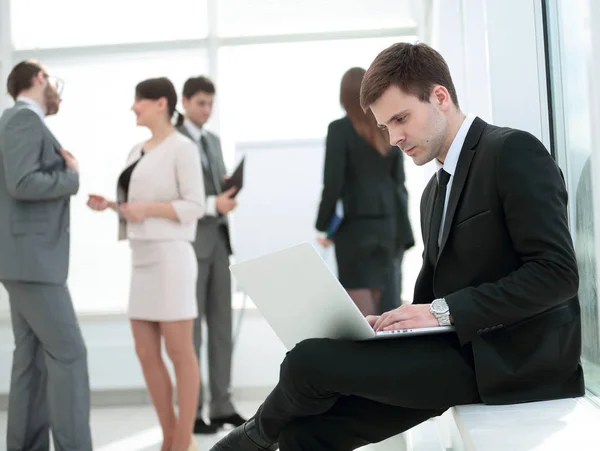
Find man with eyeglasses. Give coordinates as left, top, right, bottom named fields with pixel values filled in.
left=0, top=60, right=92, bottom=451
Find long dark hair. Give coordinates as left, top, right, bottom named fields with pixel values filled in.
left=340, top=67, right=389, bottom=154
left=135, top=77, right=184, bottom=126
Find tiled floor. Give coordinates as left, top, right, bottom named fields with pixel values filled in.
left=0, top=401, right=442, bottom=450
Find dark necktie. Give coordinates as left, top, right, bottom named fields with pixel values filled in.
left=428, top=168, right=451, bottom=266
left=199, top=134, right=221, bottom=192
left=199, top=135, right=211, bottom=170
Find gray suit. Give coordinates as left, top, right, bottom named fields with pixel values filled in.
left=177, top=125, right=235, bottom=419
left=0, top=102, right=91, bottom=451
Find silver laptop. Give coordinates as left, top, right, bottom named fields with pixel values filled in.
left=230, top=242, right=455, bottom=350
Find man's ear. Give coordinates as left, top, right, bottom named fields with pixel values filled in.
left=34, top=71, right=46, bottom=87
left=431, top=85, right=451, bottom=108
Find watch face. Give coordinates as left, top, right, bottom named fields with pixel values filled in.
left=431, top=300, right=449, bottom=314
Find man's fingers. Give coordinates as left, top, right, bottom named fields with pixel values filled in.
left=375, top=308, right=413, bottom=331
left=374, top=313, right=401, bottom=331
left=373, top=310, right=398, bottom=331
left=365, top=315, right=380, bottom=327
left=373, top=311, right=392, bottom=330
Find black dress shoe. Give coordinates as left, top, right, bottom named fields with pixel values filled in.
left=209, top=418, right=278, bottom=451
left=210, top=412, right=247, bottom=428
left=193, top=418, right=219, bottom=434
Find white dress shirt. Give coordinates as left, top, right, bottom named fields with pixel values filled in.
left=183, top=119, right=218, bottom=217
left=434, top=113, right=476, bottom=246
left=17, top=96, right=45, bottom=121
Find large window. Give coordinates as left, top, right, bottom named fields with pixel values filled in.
left=216, top=0, right=416, bottom=37
left=545, top=0, right=600, bottom=397
left=218, top=36, right=414, bottom=143
left=3, top=0, right=419, bottom=314
left=10, top=0, right=208, bottom=49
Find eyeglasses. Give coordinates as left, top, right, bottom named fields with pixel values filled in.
left=43, top=73, right=65, bottom=96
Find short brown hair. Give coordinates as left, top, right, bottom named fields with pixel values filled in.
left=360, top=42, right=459, bottom=110
left=182, top=75, right=215, bottom=99
left=7, top=60, right=45, bottom=101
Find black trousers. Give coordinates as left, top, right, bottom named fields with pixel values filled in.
left=254, top=333, right=481, bottom=451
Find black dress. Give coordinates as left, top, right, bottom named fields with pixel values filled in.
left=316, top=117, right=414, bottom=290
left=118, top=151, right=145, bottom=200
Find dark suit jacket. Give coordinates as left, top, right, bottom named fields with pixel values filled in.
left=315, top=117, right=414, bottom=254
left=414, top=117, right=584, bottom=404
left=315, top=117, right=414, bottom=289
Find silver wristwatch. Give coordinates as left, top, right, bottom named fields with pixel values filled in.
left=430, top=298, right=452, bottom=326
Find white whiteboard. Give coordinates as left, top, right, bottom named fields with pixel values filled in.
left=229, top=138, right=337, bottom=274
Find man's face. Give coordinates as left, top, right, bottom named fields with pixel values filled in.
left=44, top=82, right=62, bottom=116
left=42, top=74, right=63, bottom=116
left=370, top=85, right=447, bottom=166
left=182, top=91, right=214, bottom=127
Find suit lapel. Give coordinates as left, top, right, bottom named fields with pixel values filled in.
left=43, top=125, right=61, bottom=150
left=15, top=101, right=62, bottom=150
left=438, top=117, right=487, bottom=256
left=178, top=125, right=222, bottom=191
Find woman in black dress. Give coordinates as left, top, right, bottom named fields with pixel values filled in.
left=316, top=67, right=413, bottom=316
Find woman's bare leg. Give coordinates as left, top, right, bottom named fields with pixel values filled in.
left=161, top=320, right=199, bottom=451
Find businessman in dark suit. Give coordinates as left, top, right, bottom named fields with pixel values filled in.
left=210, top=42, right=584, bottom=451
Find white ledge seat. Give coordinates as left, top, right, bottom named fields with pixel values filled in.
left=440, top=397, right=600, bottom=451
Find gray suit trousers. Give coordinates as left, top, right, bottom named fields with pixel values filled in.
left=194, top=228, right=235, bottom=419
left=2, top=281, right=91, bottom=451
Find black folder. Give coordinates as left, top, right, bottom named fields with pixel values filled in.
left=222, top=156, right=245, bottom=198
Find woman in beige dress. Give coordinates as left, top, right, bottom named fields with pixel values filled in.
left=87, top=77, right=204, bottom=451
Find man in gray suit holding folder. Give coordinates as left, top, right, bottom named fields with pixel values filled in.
left=0, top=60, right=91, bottom=451
left=178, top=76, right=246, bottom=434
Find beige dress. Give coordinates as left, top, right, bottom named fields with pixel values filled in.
left=117, top=131, right=205, bottom=321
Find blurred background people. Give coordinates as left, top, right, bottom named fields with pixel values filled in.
left=316, top=67, right=413, bottom=316
left=0, top=60, right=92, bottom=451
left=87, top=77, right=205, bottom=451
left=178, top=76, right=246, bottom=434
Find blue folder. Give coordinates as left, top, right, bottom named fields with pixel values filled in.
left=326, top=200, right=344, bottom=238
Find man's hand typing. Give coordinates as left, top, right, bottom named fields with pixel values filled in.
left=366, top=304, right=439, bottom=331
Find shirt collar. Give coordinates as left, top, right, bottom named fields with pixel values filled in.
left=183, top=118, right=205, bottom=143
left=16, top=96, right=45, bottom=121
left=435, top=113, right=476, bottom=176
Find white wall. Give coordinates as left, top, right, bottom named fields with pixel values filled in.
left=428, top=0, right=549, bottom=145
